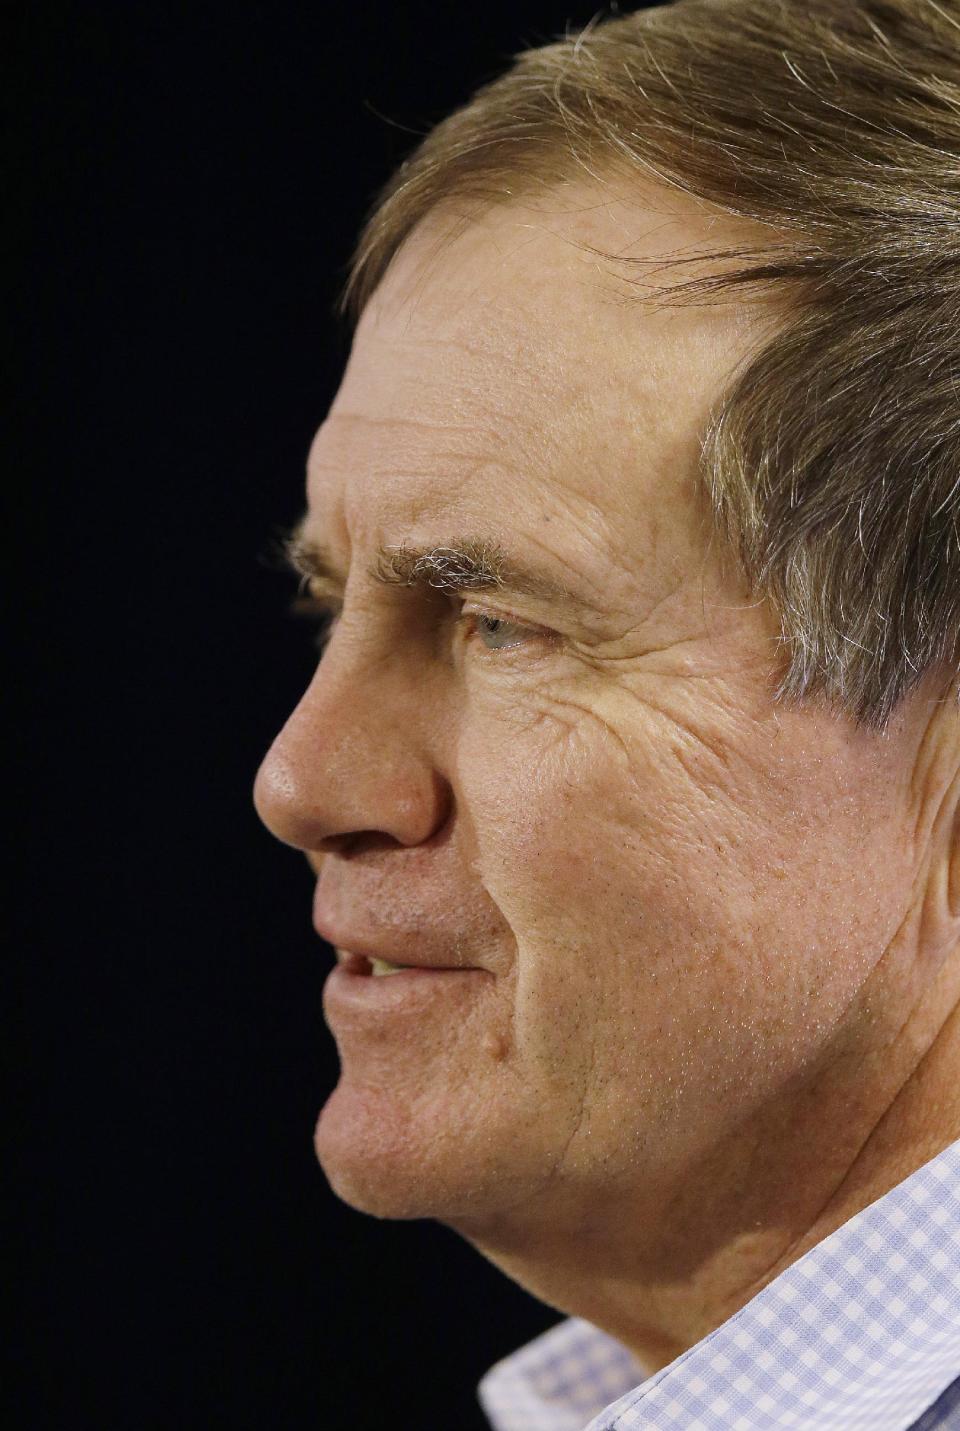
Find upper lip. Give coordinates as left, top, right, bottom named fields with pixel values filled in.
left=312, top=903, right=474, bottom=971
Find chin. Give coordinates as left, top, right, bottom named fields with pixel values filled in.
left=313, top=1077, right=537, bottom=1224
left=313, top=1080, right=458, bottom=1220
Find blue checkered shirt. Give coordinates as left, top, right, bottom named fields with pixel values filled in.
left=478, top=1139, right=960, bottom=1429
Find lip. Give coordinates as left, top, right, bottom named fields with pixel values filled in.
left=332, top=946, right=466, bottom=975
left=312, top=886, right=478, bottom=972
left=322, top=960, right=491, bottom=1024
left=326, top=940, right=473, bottom=976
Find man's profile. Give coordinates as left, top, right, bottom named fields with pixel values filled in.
left=253, top=0, right=960, bottom=1425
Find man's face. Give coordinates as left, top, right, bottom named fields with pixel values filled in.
left=254, top=187, right=926, bottom=1253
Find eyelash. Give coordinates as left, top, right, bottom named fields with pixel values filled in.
left=287, top=596, right=544, bottom=658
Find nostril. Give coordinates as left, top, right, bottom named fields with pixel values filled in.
left=252, top=708, right=451, bottom=851
left=321, top=830, right=404, bottom=859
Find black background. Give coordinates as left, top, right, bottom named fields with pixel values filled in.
left=9, top=4, right=652, bottom=1428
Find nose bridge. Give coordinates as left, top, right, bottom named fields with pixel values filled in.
left=253, top=651, right=449, bottom=852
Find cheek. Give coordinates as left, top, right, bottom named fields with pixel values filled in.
left=462, top=695, right=634, bottom=929
left=463, top=690, right=731, bottom=974
left=458, top=686, right=913, bottom=1133
left=460, top=697, right=725, bottom=1096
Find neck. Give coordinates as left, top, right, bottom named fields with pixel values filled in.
left=452, top=965, right=960, bottom=1376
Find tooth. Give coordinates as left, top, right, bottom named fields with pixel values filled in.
left=370, top=957, right=405, bottom=977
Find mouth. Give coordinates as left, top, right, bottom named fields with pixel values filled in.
left=335, top=948, right=466, bottom=977
left=323, top=947, right=491, bottom=1026
left=369, top=956, right=412, bottom=977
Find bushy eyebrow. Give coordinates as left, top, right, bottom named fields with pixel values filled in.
left=278, top=516, right=594, bottom=614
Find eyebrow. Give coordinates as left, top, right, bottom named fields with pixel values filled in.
left=279, top=516, right=595, bottom=615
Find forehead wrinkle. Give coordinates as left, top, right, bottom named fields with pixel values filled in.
left=330, top=345, right=567, bottom=447
left=308, top=400, right=566, bottom=555
left=304, top=401, right=676, bottom=636
left=305, top=192, right=764, bottom=646
left=518, top=518, right=637, bottom=618
left=360, top=237, right=581, bottom=399
left=317, top=406, right=535, bottom=460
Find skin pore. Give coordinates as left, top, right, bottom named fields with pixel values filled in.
left=253, top=181, right=960, bottom=1375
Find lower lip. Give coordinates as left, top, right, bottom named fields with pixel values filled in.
left=322, top=963, right=489, bottom=1021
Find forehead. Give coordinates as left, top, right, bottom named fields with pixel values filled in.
left=307, top=183, right=770, bottom=585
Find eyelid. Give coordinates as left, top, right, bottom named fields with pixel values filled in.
left=286, top=589, right=556, bottom=658
left=290, top=589, right=545, bottom=632
left=458, top=601, right=559, bottom=659
left=458, top=599, right=549, bottom=637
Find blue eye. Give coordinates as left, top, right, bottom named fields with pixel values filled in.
left=288, top=594, right=540, bottom=658
left=464, top=610, right=535, bottom=651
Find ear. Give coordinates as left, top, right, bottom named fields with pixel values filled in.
left=949, top=787, right=960, bottom=924
left=927, top=767, right=960, bottom=963
left=916, top=710, right=960, bottom=968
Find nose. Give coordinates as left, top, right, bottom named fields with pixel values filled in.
left=253, top=653, right=451, bottom=853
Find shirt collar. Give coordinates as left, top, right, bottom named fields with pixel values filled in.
left=478, top=1138, right=960, bottom=1431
